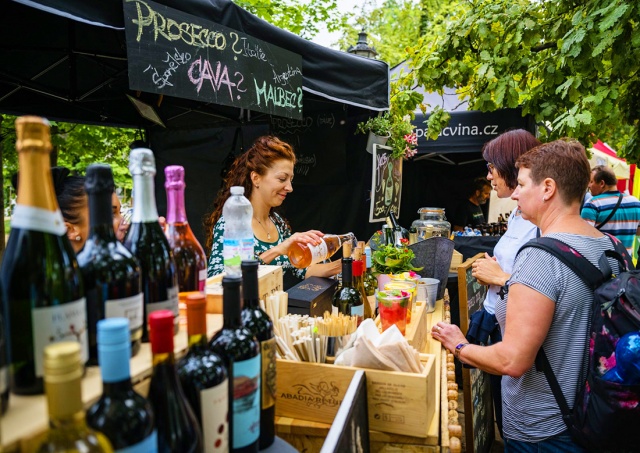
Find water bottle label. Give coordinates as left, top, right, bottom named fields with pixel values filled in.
left=240, top=237, right=255, bottom=261
left=106, top=293, right=144, bottom=330
left=115, top=430, right=158, bottom=453
left=261, top=338, right=276, bottom=409
left=232, top=355, right=260, bottom=449
left=350, top=304, right=364, bottom=318
left=32, top=298, right=89, bottom=377
left=11, top=205, right=67, bottom=236
left=309, top=239, right=328, bottom=265
left=223, top=238, right=242, bottom=271
left=198, top=269, right=207, bottom=292
left=200, top=378, right=229, bottom=453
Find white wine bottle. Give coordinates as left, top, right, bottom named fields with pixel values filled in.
left=0, top=116, right=88, bottom=395
left=287, top=232, right=356, bottom=269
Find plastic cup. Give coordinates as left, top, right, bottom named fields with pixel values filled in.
left=377, top=290, right=410, bottom=335
left=384, top=280, right=416, bottom=324
left=418, top=278, right=439, bottom=313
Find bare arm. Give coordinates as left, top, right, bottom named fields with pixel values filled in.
left=258, top=230, right=323, bottom=264
left=431, top=282, right=555, bottom=377
left=305, top=260, right=342, bottom=278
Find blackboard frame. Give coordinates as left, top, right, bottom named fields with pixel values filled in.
left=457, top=253, right=495, bottom=453
left=369, top=143, right=402, bottom=222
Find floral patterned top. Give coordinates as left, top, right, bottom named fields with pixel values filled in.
left=207, top=212, right=307, bottom=286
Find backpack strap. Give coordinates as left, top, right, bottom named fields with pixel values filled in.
left=595, top=192, right=623, bottom=230
left=534, top=348, right=574, bottom=430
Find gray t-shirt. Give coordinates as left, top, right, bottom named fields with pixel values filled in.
left=495, top=233, right=618, bottom=442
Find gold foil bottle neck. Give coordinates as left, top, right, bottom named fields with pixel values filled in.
left=129, top=148, right=156, bottom=176
left=15, top=116, right=52, bottom=154
left=44, top=342, right=83, bottom=383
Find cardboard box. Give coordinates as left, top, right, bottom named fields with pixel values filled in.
left=449, top=249, right=463, bottom=272
left=205, top=265, right=283, bottom=313
left=276, top=354, right=436, bottom=438
left=286, top=276, right=337, bottom=316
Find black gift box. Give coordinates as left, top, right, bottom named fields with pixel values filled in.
left=286, top=276, right=337, bottom=316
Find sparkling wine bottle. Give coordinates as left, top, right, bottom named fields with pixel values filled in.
left=36, top=342, right=113, bottom=452
left=332, top=258, right=363, bottom=323
left=77, top=165, right=143, bottom=365
left=177, top=293, right=229, bottom=453
left=164, top=166, right=207, bottom=293
left=123, top=148, right=179, bottom=342
left=210, top=276, right=261, bottom=453
left=86, top=319, right=157, bottom=452
left=148, top=310, right=203, bottom=452
left=0, top=116, right=88, bottom=395
left=241, top=260, right=276, bottom=449
left=287, top=232, right=356, bottom=269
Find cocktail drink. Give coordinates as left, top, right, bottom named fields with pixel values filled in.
left=385, top=279, right=417, bottom=323
left=377, top=290, right=410, bottom=335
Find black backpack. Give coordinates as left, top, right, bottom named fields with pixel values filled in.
left=520, top=235, right=640, bottom=452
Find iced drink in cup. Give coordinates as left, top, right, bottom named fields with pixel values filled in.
left=385, top=279, right=416, bottom=323
left=377, top=289, right=410, bottom=335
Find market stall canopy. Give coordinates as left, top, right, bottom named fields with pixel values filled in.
left=0, top=0, right=389, bottom=128
left=588, top=139, right=630, bottom=179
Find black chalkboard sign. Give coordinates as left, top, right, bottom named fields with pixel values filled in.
left=123, top=0, right=303, bottom=119
left=369, top=144, right=402, bottom=222
left=458, top=254, right=495, bottom=453
left=320, top=370, right=369, bottom=453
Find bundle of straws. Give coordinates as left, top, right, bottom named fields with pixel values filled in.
left=274, top=313, right=357, bottom=363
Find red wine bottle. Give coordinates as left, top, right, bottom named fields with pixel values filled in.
left=177, top=293, right=229, bottom=452
left=210, top=276, right=261, bottom=453
left=148, top=310, right=203, bottom=452
left=77, top=164, right=143, bottom=365
left=0, top=116, right=88, bottom=395
left=164, top=165, right=207, bottom=293
left=123, top=148, right=179, bottom=342
left=86, top=318, right=156, bottom=451
left=240, top=260, right=275, bottom=449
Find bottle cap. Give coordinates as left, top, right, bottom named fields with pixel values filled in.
left=43, top=342, right=83, bottom=381
left=128, top=148, right=156, bottom=176
left=164, top=165, right=185, bottom=190
left=85, top=164, right=115, bottom=194
left=149, top=310, right=175, bottom=354
left=97, top=318, right=129, bottom=346
left=15, top=116, right=52, bottom=153
left=352, top=259, right=364, bottom=276
left=241, top=259, right=259, bottom=273
left=186, top=293, right=207, bottom=337
left=230, top=186, right=245, bottom=195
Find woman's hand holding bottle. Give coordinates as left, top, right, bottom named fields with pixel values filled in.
left=278, top=230, right=324, bottom=255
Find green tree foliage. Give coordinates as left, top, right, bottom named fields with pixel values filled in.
left=235, top=0, right=348, bottom=38
left=0, top=115, right=138, bottom=209
left=401, top=0, right=640, bottom=160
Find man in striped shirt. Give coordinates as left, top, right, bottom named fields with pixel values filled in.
left=581, top=165, right=640, bottom=254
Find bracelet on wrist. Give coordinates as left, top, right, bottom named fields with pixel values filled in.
left=454, top=342, right=470, bottom=361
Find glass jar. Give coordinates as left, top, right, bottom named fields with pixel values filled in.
left=411, top=207, right=451, bottom=240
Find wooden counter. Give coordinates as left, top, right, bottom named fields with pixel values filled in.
left=1, top=315, right=223, bottom=452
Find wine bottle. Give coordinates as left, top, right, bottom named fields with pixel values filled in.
left=210, top=276, right=261, bottom=453
left=352, top=256, right=373, bottom=321
left=0, top=116, right=88, bottom=395
left=164, top=166, right=207, bottom=292
left=123, top=148, right=179, bottom=342
left=332, top=258, right=364, bottom=323
left=363, top=246, right=377, bottom=297
left=287, top=232, right=356, bottom=269
left=86, top=319, right=156, bottom=452
left=148, top=310, right=203, bottom=452
left=240, top=260, right=276, bottom=449
left=177, top=293, right=229, bottom=453
left=77, top=164, right=143, bottom=365
left=36, top=342, right=113, bottom=452
left=384, top=162, right=394, bottom=207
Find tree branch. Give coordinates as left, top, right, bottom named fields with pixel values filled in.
left=531, top=42, right=556, bottom=52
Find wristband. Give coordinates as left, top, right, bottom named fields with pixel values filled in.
left=454, top=342, right=470, bottom=361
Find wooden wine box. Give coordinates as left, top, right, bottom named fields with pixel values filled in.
left=275, top=353, right=436, bottom=438
left=205, top=264, right=283, bottom=313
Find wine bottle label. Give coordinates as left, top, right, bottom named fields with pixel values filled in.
left=115, top=430, right=158, bottom=453
left=32, top=298, right=89, bottom=377
left=350, top=304, right=364, bottom=318
left=308, top=240, right=328, bottom=265
left=147, top=286, right=180, bottom=317
left=11, top=205, right=66, bottom=236
left=232, top=355, right=260, bottom=449
left=261, top=338, right=276, bottom=409
left=105, top=293, right=144, bottom=330
left=200, top=378, right=229, bottom=453
left=198, top=269, right=207, bottom=292
left=0, top=366, right=6, bottom=394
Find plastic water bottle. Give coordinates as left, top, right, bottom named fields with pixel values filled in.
left=222, top=186, right=254, bottom=277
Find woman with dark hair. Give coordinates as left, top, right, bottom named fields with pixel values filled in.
left=50, top=167, right=88, bottom=253
left=204, top=135, right=340, bottom=288
left=433, top=139, right=627, bottom=451
left=467, top=129, right=540, bottom=436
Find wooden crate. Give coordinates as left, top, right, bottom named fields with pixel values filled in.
left=276, top=353, right=436, bottom=438
left=205, top=264, right=283, bottom=313
left=449, top=249, right=463, bottom=273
